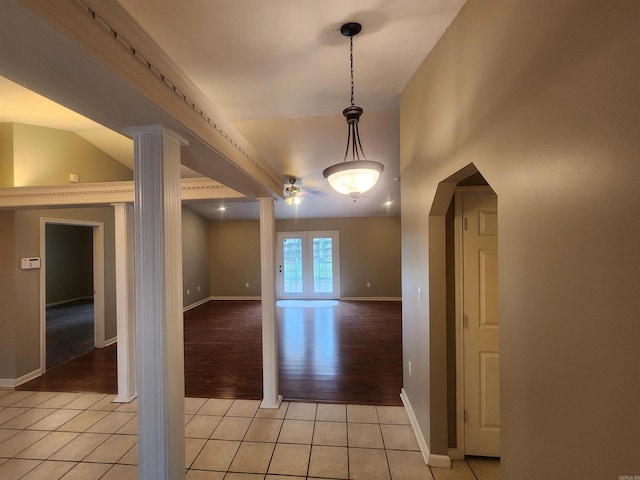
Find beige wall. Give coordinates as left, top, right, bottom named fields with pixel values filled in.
left=182, top=205, right=211, bottom=307
left=0, top=124, right=13, bottom=187
left=10, top=123, right=132, bottom=186
left=400, top=0, right=640, bottom=477
left=209, top=217, right=401, bottom=299
left=0, top=211, right=17, bottom=378
left=45, top=224, right=94, bottom=305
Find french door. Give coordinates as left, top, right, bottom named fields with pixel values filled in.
left=277, top=231, right=340, bottom=299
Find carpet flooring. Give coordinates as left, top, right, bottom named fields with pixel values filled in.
left=46, top=299, right=94, bottom=368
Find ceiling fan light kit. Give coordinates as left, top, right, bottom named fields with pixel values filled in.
left=323, top=22, right=384, bottom=200
left=284, top=176, right=302, bottom=205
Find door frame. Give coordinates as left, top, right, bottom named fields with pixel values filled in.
left=39, top=217, right=105, bottom=373
left=276, top=230, right=340, bottom=300
left=452, top=185, right=498, bottom=458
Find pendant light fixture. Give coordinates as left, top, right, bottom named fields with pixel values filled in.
left=323, top=22, right=384, bottom=200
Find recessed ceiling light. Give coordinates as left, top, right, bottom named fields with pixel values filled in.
left=218, top=206, right=226, bottom=211
left=384, top=201, right=393, bottom=207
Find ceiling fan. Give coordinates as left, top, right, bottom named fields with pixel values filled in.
left=283, top=176, right=319, bottom=205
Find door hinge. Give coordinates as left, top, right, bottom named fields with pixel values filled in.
left=462, top=315, right=468, bottom=328
left=464, top=410, right=468, bottom=423
left=462, top=217, right=468, bottom=230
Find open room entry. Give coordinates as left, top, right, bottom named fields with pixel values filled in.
left=40, top=218, right=105, bottom=372
left=276, top=231, right=340, bottom=300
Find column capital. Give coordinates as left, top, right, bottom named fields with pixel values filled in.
left=123, top=124, right=189, bottom=146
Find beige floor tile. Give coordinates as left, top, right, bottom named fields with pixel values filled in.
left=431, top=460, right=476, bottom=480
left=316, top=403, right=347, bottom=422
left=185, top=437, right=206, bottom=468
left=186, top=414, right=194, bottom=425
left=265, top=476, right=305, bottom=480
left=0, top=458, right=42, bottom=478
left=83, top=434, right=137, bottom=463
left=387, top=450, right=434, bottom=480
left=185, top=397, right=208, bottom=415
left=57, top=410, right=109, bottom=432
left=312, top=421, right=347, bottom=446
left=1, top=408, right=56, bottom=429
left=347, top=404, right=379, bottom=423
left=114, top=398, right=138, bottom=413
left=244, top=418, right=283, bottom=442
left=225, top=474, right=264, bottom=480
left=60, top=462, right=112, bottom=479
left=186, top=414, right=222, bottom=438
left=101, top=463, right=138, bottom=480
left=199, top=398, right=234, bottom=416
left=11, top=392, right=60, bottom=408
left=256, top=401, right=289, bottom=419
left=86, top=395, right=119, bottom=412
left=191, top=439, right=240, bottom=471
left=267, top=443, right=310, bottom=476
left=377, top=406, right=411, bottom=425
left=118, top=443, right=138, bottom=465
left=15, top=431, right=79, bottom=459
left=229, top=441, right=275, bottom=473
left=50, top=432, right=110, bottom=461
left=0, top=407, right=30, bottom=425
left=349, top=447, right=391, bottom=480
left=20, top=459, right=76, bottom=479
left=37, top=392, right=84, bottom=409
left=63, top=393, right=108, bottom=410
left=285, top=402, right=317, bottom=420
left=28, top=409, right=81, bottom=431
left=0, top=391, right=37, bottom=407
left=0, top=428, right=20, bottom=444
left=185, top=470, right=225, bottom=480
left=0, top=430, right=49, bottom=457
left=348, top=423, right=384, bottom=448
left=278, top=419, right=314, bottom=444
left=0, top=390, right=14, bottom=399
left=116, top=416, right=138, bottom=435
left=381, top=424, right=420, bottom=451
left=467, top=456, right=501, bottom=480
left=227, top=399, right=261, bottom=417
left=211, top=416, right=251, bottom=441
left=308, top=445, right=348, bottom=479
left=86, top=411, right=136, bottom=433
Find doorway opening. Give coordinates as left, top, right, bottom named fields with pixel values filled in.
left=40, top=218, right=105, bottom=373
left=276, top=231, right=340, bottom=300
left=428, top=164, right=500, bottom=461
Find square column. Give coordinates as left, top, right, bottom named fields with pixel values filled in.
left=259, top=197, right=282, bottom=408
left=128, top=125, right=187, bottom=480
left=113, top=202, right=136, bottom=403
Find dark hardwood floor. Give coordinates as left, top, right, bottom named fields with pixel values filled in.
left=19, top=300, right=403, bottom=406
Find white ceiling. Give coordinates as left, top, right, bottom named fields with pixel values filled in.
left=1, top=0, right=466, bottom=219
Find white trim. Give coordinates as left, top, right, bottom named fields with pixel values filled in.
left=400, top=388, right=430, bottom=464
left=39, top=218, right=105, bottom=373
left=210, top=296, right=262, bottom=301
left=183, top=297, right=211, bottom=312
left=339, top=297, right=402, bottom=301
left=401, top=389, right=452, bottom=469
left=45, top=296, right=94, bottom=308
left=104, top=336, right=118, bottom=347
left=0, top=178, right=244, bottom=208
left=0, top=369, right=41, bottom=388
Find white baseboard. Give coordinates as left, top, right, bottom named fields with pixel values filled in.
left=210, top=296, right=261, bottom=301
left=184, top=296, right=213, bottom=312
left=400, top=388, right=452, bottom=469
left=340, top=297, right=402, bottom=301
left=0, top=368, right=41, bottom=388
left=46, top=296, right=94, bottom=308
left=104, top=336, right=117, bottom=347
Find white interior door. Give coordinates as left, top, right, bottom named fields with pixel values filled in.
left=277, top=231, right=340, bottom=300
left=460, top=190, right=500, bottom=457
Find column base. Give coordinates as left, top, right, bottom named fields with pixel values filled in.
left=260, top=395, right=283, bottom=410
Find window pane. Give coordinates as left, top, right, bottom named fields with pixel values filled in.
left=283, top=238, right=303, bottom=293
left=313, top=237, right=333, bottom=293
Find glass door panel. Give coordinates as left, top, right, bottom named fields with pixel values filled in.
left=283, top=237, right=303, bottom=294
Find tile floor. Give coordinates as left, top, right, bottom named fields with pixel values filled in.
left=0, top=389, right=500, bottom=479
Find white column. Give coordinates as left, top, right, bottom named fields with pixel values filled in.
left=129, top=125, right=187, bottom=480
left=259, top=197, right=282, bottom=409
left=113, top=203, right=136, bottom=403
